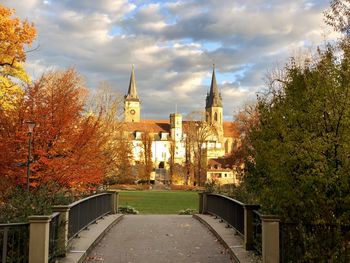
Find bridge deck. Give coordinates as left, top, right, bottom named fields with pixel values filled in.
left=84, top=215, right=233, bottom=263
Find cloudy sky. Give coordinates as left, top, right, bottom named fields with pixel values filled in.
left=2, top=0, right=336, bottom=120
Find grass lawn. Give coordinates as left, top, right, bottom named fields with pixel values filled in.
left=118, top=190, right=199, bottom=214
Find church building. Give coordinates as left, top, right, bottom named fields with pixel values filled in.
left=123, top=65, right=238, bottom=185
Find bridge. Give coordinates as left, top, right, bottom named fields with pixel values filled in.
left=84, top=215, right=233, bottom=262
left=1, top=192, right=282, bottom=263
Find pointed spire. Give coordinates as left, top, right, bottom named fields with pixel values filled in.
left=206, top=64, right=222, bottom=108
left=125, top=64, right=139, bottom=101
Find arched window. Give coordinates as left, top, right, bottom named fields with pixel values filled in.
left=214, top=112, right=218, bottom=121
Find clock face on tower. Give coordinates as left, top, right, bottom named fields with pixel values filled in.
left=130, top=109, right=136, bottom=115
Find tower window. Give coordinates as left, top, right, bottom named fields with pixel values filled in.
left=214, top=112, right=218, bottom=121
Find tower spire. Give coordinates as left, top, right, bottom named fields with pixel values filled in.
left=125, top=64, right=139, bottom=101
left=206, top=64, right=222, bottom=108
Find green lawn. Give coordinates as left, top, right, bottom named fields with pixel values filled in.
left=118, top=191, right=199, bottom=214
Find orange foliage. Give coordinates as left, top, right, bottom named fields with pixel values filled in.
left=231, top=104, right=259, bottom=174
left=0, top=69, right=108, bottom=193
left=0, top=4, right=36, bottom=67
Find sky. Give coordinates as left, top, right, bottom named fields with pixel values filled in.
left=2, top=0, right=337, bottom=120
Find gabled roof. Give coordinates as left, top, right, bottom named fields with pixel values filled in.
left=124, top=120, right=170, bottom=133
left=208, top=155, right=234, bottom=169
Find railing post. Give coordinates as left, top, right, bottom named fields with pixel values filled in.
left=244, top=204, right=260, bottom=250
left=28, top=215, right=51, bottom=263
left=52, top=205, right=70, bottom=256
left=202, top=192, right=208, bottom=214
left=198, top=192, right=204, bottom=213
left=107, top=190, right=119, bottom=214
left=261, top=215, right=280, bottom=263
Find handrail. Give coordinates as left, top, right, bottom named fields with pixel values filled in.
left=68, top=193, right=110, bottom=208
left=68, top=192, right=112, bottom=240
left=206, top=193, right=245, bottom=235
left=207, top=193, right=245, bottom=206
left=0, top=222, right=29, bottom=227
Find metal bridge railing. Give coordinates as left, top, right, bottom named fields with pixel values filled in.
left=68, top=193, right=112, bottom=240
left=0, top=222, right=30, bottom=263
left=48, top=212, right=60, bottom=262
left=206, top=193, right=245, bottom=235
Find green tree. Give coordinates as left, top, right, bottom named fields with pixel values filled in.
left=245, top=42, right=350, bottom=260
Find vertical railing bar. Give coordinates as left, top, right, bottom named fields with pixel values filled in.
left=2, top=227, right=8, bottom=263
left=16, top=227, right=20, bottom=262
left=10, top=227, right=14, bottom=260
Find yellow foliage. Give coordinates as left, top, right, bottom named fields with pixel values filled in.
left=0, top=4, right=36, bottom=111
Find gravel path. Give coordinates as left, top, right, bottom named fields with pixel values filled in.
left=85, top=215, right=233, bottom=263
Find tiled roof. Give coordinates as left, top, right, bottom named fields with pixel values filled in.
left=124, top=119, right=238, bottom=138
left=208, top=155, right=234, bottom=169
left=223, top=122, right=239, bottom=138
left=124, top=120, right=170, bottom=133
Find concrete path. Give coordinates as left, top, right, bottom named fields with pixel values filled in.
left=84, top=215, right=233, bottom=263
left=59, top=214, right=124, bottom=263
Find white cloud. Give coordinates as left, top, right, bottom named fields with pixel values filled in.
left=2, top=0, right=336, bottom=120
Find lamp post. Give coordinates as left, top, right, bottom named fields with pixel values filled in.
left=26, top=121, right=35, bottom=192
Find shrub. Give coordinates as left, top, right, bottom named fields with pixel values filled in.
left=0, top=185, right=75, bottom=223
left=118, top=205, right=139, bottom=214
left=178, top=208, right=197, bottom=215
left=204, top=179, right=219, bottom=193
left=170, top=184, right=204, bottom=191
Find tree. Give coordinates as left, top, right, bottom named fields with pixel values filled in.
left=325, top=0, right=350, bottom=35
left=245, top=43, right=350, bottom=260
left=139, top=131, right=153, bottom=183
left=29, top=69, right=107, bottom=190
left=88, top=82, right=133, bottom=184
left=0, top=4, right=36, bottom=112
left=184, top=111, right=217, bottom=186
left=230, top=103, right=258, bottom=180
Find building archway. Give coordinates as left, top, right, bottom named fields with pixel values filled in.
left=158, top=161, right=165, bottom=169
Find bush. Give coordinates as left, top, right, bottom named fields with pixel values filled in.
left=178, top=208, right=197, bottom=215
left=0, top=185, right=75, bottom=223
left=204, top=179, right=218, bottom=193
left=118, top=205, right=139, bottom=214
left=108, top=184, right=149, bottom=190
left=170, top=184, right=204, bottom=191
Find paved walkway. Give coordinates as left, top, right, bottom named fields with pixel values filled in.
left=84, top=215, right=233, bottom=263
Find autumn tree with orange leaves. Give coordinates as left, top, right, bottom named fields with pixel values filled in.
left=0, top=69, right=109, bottom=193
left=230, top=103, right=259, bottom=179
left=0, top=4, right=36, bottom=191
left=25, top=69, right=108, bottom=191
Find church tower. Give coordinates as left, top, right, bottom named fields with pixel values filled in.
left=124, top=65, right=140, bottom=122
left=205, top=65, right=223, bottom=138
